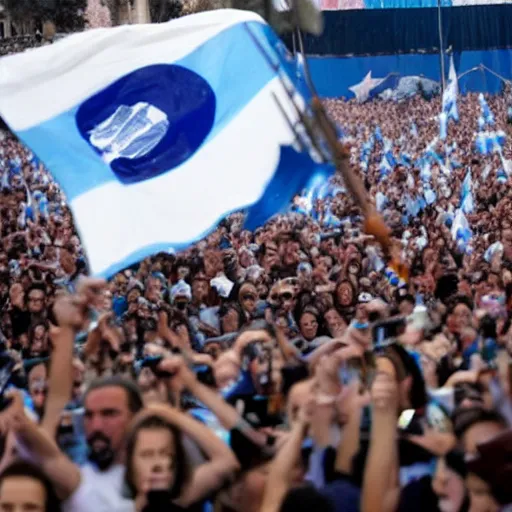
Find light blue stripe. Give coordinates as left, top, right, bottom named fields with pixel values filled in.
left=15, top=21, right=282, bottom=202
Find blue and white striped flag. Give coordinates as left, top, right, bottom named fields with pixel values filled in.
left=0, top=10, right=329, bottom=277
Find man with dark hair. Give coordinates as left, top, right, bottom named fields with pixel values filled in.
left=397, top=294, right=415, bottom=316
left=84, top=375, right=144, bottom=416
left=26, top=283, right=47, bottom=317
left=18, top=368, right=144, bottom=512
left=11, top=279, right=144, bottom=512
left=59, top=374, right=144, bottom=512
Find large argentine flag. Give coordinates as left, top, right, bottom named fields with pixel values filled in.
left=0, top=10, right=327, bottom=277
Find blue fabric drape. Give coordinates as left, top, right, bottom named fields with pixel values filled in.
left=298, top=5, right=512, bottom=56
left=306, top=49, right=512, bottom=98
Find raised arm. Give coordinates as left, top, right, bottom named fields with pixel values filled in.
left=7, top=392, right=81, bottom=500
left=335, top=381, right=369, bottom=474
left=159, top=356, right=268, bottom=447
left=41, top=326, right=75, bottom=437
left=260, top=406, right=310, bottom=512
left=43, top=278, right=108, bottom=436
left=157, top=309, right=183, bottom=348
left=135, top=403, right=240, bottom=507
left=361, top=371, right=400, bottom=512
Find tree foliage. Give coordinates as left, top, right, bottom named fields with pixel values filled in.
left=4, top=0, right=87, bottom=31
left=149, top=0, right=182, bottom=22
left=6, top=0, right=220, bottom=30
left=180, top=0, right=224, bottom=16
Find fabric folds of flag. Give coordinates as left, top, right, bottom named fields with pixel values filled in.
left=451, top=209, right=472, bottom=253
left=442, top=55, right=459, bottom=124
left=0, top=10, right=331, bottom=277
left=478, top=93, right=495, bottom=128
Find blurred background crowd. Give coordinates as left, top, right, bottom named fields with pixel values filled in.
left=1, top=30, right=512, bottom=512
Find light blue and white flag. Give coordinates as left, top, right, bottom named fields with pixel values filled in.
left=366, top=246, right=385, bottom=272
left=484, top=241, right=503, bottom=264
left=451, top=208, right=472, bottom=253
left=500, top=153, right=512, bottom=177
left=376, top=191, right=388, bottom=212
left=1, top=168, right=9, bottom=190
left=322, top=208, right=342, bottom=228
left=424, top=186, right=437, bottom=206
left=460, top=169, right=474, bottom=214
left=442, top=55, right=459, bottom=123
left=0, top=10, right=329, bottom=277
left=497, top=168, right=508, bottom=183
left=478, top=93, right=495, bottom=127
left=481, top=163, right=492, bottom=181
left=439, top=112, right=448, bottom=141
left=419, top=161, right=432, bottom=183
left=475, top=130, right=506, bottom=155
left=378, top=151, right=393, bottom=180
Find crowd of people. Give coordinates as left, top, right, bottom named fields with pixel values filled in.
left=0, top=36, right=512, bottom=511
left=0, top=35, right=45, bottom=57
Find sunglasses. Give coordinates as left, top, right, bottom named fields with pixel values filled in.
left=242, top=294, right=256, bottom=302
left=30, top=386, right=47, bottom=396
left=270, top=292, right=294, bottom=302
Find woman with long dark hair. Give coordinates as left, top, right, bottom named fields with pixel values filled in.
left=124, top=404, right=239, bottom=511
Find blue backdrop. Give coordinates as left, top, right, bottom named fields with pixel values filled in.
left=295, top=3, right=512, bottom=98
left=308, top=49, right=512, bottom=98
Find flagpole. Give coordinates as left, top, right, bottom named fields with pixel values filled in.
left=437, top=0, right=446, bottom=93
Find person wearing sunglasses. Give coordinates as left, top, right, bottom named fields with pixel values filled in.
left=238, top=283, right=258, bottom=322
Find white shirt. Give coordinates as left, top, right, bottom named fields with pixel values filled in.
left=62, top=463, right=134, bottom=512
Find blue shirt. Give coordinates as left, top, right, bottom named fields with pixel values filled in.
left=463, top=337, right=497, bottom=368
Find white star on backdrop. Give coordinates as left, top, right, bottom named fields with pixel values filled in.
left=348, top=71, right=384, bottom=103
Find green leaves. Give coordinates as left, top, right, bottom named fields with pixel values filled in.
left=149, top=0, right=183, bottom=23
left=3, top=0, right=34, bottom=21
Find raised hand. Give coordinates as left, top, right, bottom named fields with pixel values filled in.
left=0, top=391, right=26, bottom=435
left=157, top=355, right=197, bottom=391
left=52, top=277, right=106, bottom=331
left=370, top=372, right=399, bottom=415
left=336, top=379, right=371, bottom=420
left=233, top=329, right=273, bottom=356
